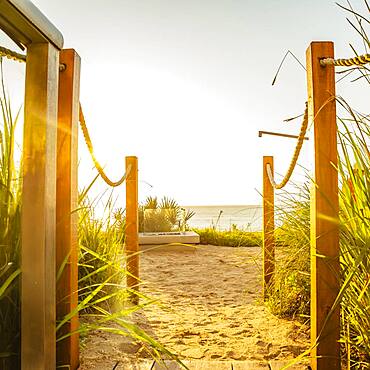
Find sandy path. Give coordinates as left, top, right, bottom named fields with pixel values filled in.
left=80, top=245, right=309, bottom=368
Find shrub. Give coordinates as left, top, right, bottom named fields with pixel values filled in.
left=139, top=196, right=195, bottom=232
left=195, top=227, right=262, bottom=248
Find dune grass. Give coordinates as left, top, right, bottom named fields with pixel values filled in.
left=0, top=59, right=22, bottom=370
left=195, top=227, right=262, bottom=248
left=268, top=107, right=370, bottom=367
left=337, top=99, right=370, bottom=367
left=266, top=184, right=310, bottom=321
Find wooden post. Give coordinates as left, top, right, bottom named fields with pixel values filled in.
left=21, top=43, right=59, bottom=369
left=125, top=156, right=139, bottom=304
left=306, top=41, right=340, bottom=370
left=262, top=156, right=275, bottom=298
left=56, top=49, right=81, bottom=369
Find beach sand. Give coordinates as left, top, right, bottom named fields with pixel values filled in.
left=80, top=245, right=309, bottom=369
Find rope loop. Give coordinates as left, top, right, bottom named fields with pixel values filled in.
left=266, top=102, right=308, bottom=190
left=79, top=103, right=131, bottom=187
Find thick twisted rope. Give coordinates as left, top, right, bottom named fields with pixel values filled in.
left=79, top=103, right=131, bottom=187
left=0, top=46, right=26, bottom=62
left=266, top=103, right=308, bottom=190
left=320, top=53, right=370, bottom=67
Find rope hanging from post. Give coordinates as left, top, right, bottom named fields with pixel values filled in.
left=79, top=103, right=131, bottom=187
left=266, top=103, right=308, bottom=190
left=0, top=44, right=131, bottom=188
left=320, top=53, right=370, bottom=67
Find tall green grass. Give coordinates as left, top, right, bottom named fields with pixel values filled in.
left=57, top=191, right=180, bottom=366
left=337, top=99, right=370, bottom=368
left=266, top=184, right=310, bottom=320
left=268, top=112, right=370, bottom=367
left=0, top=59, right=22, bottom=369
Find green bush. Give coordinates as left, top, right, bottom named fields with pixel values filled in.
left=195, top=227, right=262, bottom=248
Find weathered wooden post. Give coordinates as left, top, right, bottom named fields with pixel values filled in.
left=306, top=41, right=340, bottom=370
left=21, top=43, right=59, bottom=369
left=125, top=156, right=139, bottom=304
left=56, top=49, right=81, bottom=369
left=0, top=1, right=64, bottom=368
left=262, top=156, right=275, bottom=298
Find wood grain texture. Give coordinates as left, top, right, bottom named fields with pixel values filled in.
left=262, top=156, right=275, bottom=298
left=21, top=42, right=59, bottom=370
left=125, top=156, right=139, bottom=304
left=306, top=41, right=340, bottom=370
left=56, top=49, right=81, bottom=370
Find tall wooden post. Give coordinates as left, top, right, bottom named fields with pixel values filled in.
left=306, top=41, right=340, bottom=370
left=262, top=156, right=275, bottom=298
left=56, top=49, right=81, bottom=369
left=21, top=43, right=59, bottom=369
left=125, top=156, right=139, bottom=304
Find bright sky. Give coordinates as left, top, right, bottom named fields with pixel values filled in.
left=0, top=0, right=369, bottom=206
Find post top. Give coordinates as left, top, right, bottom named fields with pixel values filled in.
left=306, top=41, right=334, bottom=54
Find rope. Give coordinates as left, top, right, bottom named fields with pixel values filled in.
left=0, top=46, right=26, bottom=63
left=320, top=53, right=370, bottom=67
left=0, top=44, right=131, bottom=188
left=79, top=103, right=131, bottom=187
left=266, top=103, right=308, bottom=190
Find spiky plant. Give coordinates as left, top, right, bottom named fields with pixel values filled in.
left=138, top=196, right=195, bottom=232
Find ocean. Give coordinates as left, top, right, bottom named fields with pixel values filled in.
left=183, top=205, right=263, bottom=231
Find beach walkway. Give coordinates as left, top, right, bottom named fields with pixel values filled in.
left=80, top=245, right=309, bottom=369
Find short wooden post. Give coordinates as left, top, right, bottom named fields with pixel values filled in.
left=306, top=41, right=340, bottom=370
left=262, top=156, right=275, bottom=298
left=56, top=49, right=81, bottom=369
left=125, top=156, right=139, bottom=304
left=21, top=43, right=59, bottom=369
